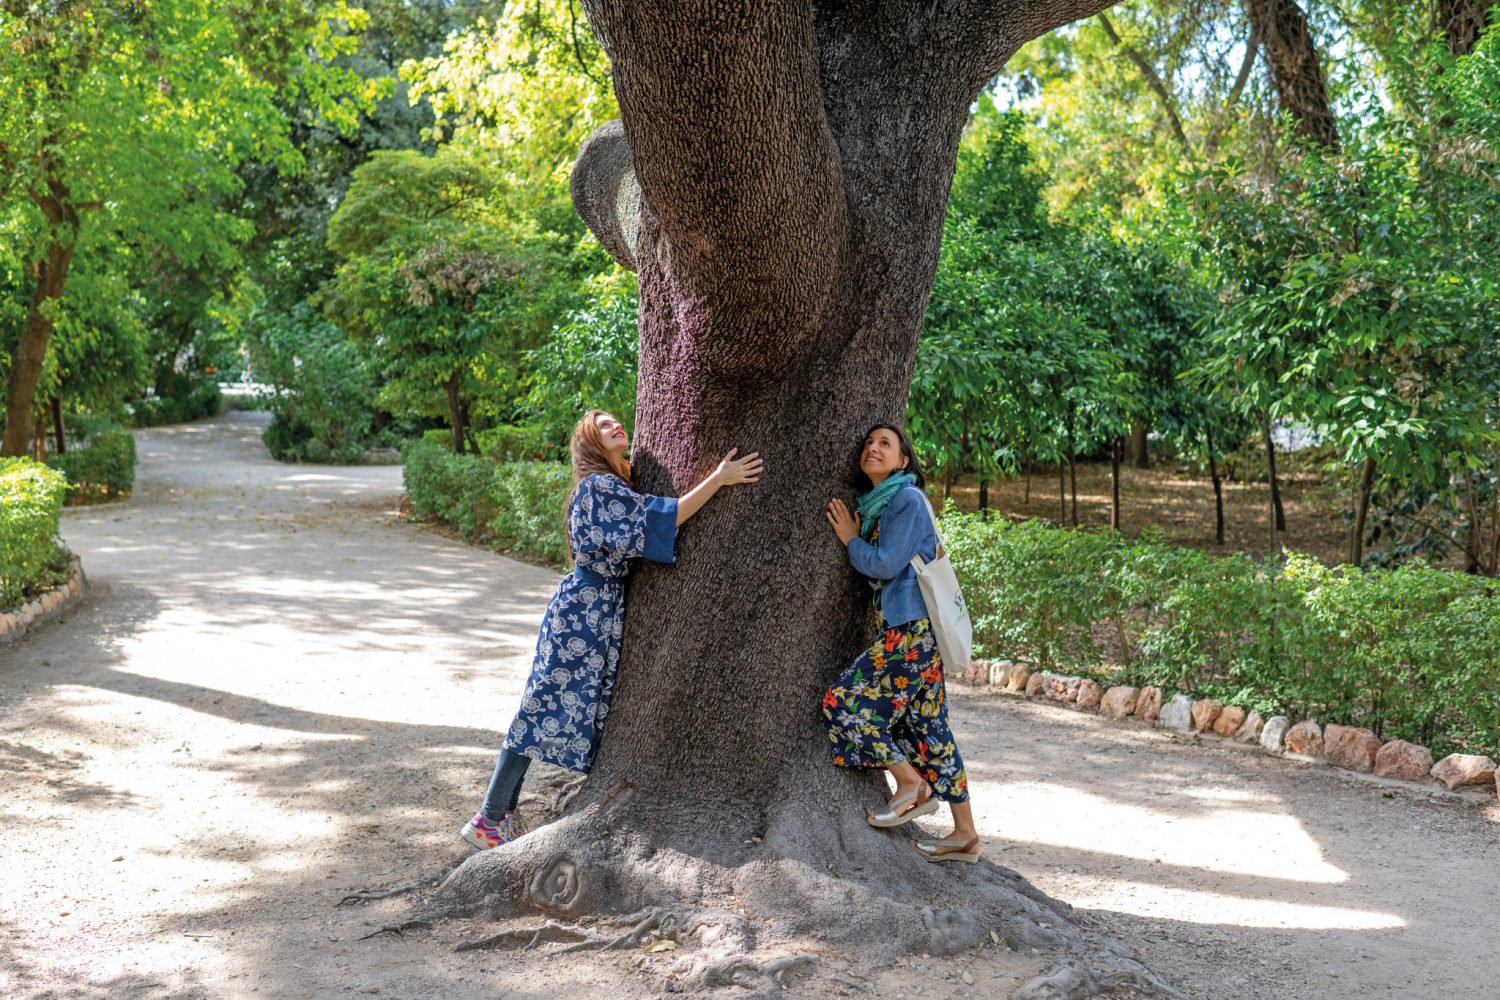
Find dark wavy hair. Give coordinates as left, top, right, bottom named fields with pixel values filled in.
left=853, top=423, right=927, bottom=492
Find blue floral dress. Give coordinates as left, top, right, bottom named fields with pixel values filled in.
left=502, top=473, right=678, bottom=772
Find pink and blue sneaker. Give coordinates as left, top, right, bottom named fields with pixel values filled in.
left=459, top=812, right=529, bottom=851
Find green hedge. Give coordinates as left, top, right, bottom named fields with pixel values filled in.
left=941, top=509, right=1500, bottom=758
left=393, top=446, right=1500, bottom=756
left=47, top=420, right=136, bottom=503
left=0, top=458, right=67, bottom=609
left=401, top=440, right=571, bottom=566
left=124, top=378, right=223, bottom=427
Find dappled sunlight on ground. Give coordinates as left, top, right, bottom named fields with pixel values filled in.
left=981, top=780, right=1351, bottom=883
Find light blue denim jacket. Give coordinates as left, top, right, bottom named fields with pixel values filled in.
left=846, top=486, right=938, bottom=629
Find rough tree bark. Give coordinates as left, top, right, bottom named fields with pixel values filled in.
left=413, top=4, right=1178, bottom=996
left=1245, top=0, right=1339, bottom=150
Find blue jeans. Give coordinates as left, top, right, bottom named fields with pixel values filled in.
left=479, top=747, right=532, bottom=822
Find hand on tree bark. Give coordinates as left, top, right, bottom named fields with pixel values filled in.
left=826, top=499, right=860, bottom=545
left=714, top=448, right=763, bottom=486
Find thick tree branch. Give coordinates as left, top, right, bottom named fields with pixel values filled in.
left=1095, top=11, right=1193, bottom=156
left=1246, top=0, right=1339, bottom=150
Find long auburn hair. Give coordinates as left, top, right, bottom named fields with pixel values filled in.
left=564, top=409, right=632, bottom=558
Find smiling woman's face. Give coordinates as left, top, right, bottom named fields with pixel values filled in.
left=860, top=427, right=907, bottom=485
left=595, top=412, right=629, bottom=456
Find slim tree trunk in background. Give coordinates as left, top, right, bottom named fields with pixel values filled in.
left=1066, top=408, right=1079, bottom=527
left=444, top=374, right=467, bottom=455
left=1349, top=456, right=1376, bottom=566
left=1246, top=0, right=1340, bottom=150
left=50, top=395, right=66, bottom=454
left=1110, top=435, right=1122, bottom=531
left=1263, top=418, right=1286, bottom=531
left=1125, top=421, right=1149, bottom=468
left=436, top=5, right=1178, bottom=993
left=1438, top=0, right=1494, bottom=56
left=978, top=475, right=989, bottom=518
left=32, top=409, right=47, bottom=460
left=1024, top=463, right=1032, bottom=504
left=1207, top=428, right=1226, bottom=545
left=1058, top=460, right=1067, bottom=523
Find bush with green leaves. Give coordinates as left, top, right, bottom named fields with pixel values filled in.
left=124, top=377, right=223, bottom=428
left=46, top=419, right=137, bottom=504
left=248, top=304, right=376, bottom=464
left=939, top=509, right=1500, bottom=757
left=0, top=458, right=68, bottom=609
left=401, top=440, right=570, bottom=565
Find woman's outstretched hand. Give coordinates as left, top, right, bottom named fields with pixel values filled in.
left=826, top=498, right=860, bottom=545
left=715, top=448, right=763, bottom=486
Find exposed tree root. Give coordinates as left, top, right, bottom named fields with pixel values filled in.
left=399, top=785, right=1184, bottom=997
left=456, top=905, right=746, bottom=957
left=336, top=854, right=470, bottom=907
left=358, top=918, right=434, bottom=941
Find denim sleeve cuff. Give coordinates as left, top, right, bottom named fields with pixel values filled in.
left=642, top=496, right=678, bottom=564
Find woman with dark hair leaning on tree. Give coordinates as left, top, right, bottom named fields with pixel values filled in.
left=460, top=409, right=763, bottom=850
left=821, top=423, right=981, bottom=863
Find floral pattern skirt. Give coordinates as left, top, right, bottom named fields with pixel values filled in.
left=821, top=618, right=970, bottom=803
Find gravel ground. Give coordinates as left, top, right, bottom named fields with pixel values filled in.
left=1, top=411, right=1494, bottom=999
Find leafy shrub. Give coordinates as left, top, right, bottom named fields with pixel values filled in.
left=0, top=458, right=67, bottom=609
left=124, top=377, right=223, bottom=427
left=400, top=440, right=570, bottom=566
left=248, top=305, right=376, bottom=464
left=46, top=420, right=137, bottom=503
left=474, top=423, right=564, bottom=463
left=940, top=509, right=1500, bottom=757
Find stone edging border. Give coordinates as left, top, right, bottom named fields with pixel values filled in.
left=0, top=554, right=87, bottom=646
left=962, top=658, right=1500, bottom=802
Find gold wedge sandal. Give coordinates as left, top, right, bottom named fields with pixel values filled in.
left=913, top=835, right=982, bottom=864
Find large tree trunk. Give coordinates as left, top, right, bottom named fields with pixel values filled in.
left=1246, top=0, right=1339, bottom=150
left=429, top=4, right=1173, bottom=995
left=2, top=221, right=78, bottom=458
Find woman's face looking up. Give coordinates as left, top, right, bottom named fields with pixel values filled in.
left=861, top=427, right=907, bottom=484
left=595, top=413, right=629, bottom=455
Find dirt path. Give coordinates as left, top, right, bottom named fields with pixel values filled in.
left=2, top=413, right=1495, bottom=999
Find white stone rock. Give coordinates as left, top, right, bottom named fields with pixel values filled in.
left=1160, top=694, right=1195, bottom=732
left=988, top=661, right=1012, bottom=687
left=1260, top=716, right=1291, bottom=753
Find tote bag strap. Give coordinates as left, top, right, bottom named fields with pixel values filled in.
left=908, top=487, right=946, bottom=562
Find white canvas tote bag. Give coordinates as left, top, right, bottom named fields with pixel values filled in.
left=909, top=491, right=973, bottom=673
